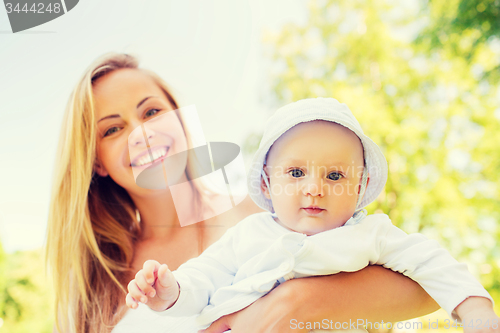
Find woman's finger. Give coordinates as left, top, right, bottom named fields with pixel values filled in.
left=143, top=260, right=161, bottom=284
left=199, top=314, right=232, bottom=333
left=126, top=293, right=139, bottom=309
left=127, top=279, right=148, bottom=304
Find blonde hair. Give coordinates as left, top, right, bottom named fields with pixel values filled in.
left=46, top=53, right=209, bottom=332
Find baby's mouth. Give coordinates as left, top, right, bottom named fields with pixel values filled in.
left=130, top=146, right=170, bottom=167
left=302, top=206, right=325, bottom=215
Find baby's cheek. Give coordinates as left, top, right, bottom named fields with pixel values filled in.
left=330, top=183, right=346, bottom=196
left=345, top=181, right=360, bottom=197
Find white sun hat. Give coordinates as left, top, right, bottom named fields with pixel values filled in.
left=247, top=97, right=388, bottom=213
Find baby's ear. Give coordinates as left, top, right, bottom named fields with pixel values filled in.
left=94, top=158, right=108, bottom=177
left=357, top=174, right=370, bottom=194
left=260, top=165, right=271, bottom=200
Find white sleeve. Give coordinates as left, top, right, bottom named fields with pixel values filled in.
left=377, top=224, right=494, bottom=320
left=158, top=226, right=239, bottom=317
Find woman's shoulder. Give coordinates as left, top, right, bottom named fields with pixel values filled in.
left=205, top=193, right=265, bottom=228
left=202, top=194, right=265, bottom=247
left=229, top=194, right=266, bottom=226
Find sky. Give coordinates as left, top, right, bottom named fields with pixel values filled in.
left=0, top=0, right=307, bottom=253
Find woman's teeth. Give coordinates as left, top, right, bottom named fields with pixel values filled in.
left=132, top=147, right=169, bottom=167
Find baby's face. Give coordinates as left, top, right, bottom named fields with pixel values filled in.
left=262, top=120, right=366, bottom=235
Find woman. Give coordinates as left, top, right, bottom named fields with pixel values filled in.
left=46, top=53, right=439, bottom=333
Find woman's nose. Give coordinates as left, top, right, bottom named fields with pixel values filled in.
left=128, top=124, right=156, bottom=147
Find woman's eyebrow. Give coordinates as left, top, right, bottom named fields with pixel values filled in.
left=136, top=96, right=158, bottom=109
left=97, top=96, right=159, bottom=123
left=97, top=114, right=120, bottom=123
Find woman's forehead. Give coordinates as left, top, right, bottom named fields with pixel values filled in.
left=93, top=69, right=161, bottom=98
left=93, top=69, right=167, bottom=116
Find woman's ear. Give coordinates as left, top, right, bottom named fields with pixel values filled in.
left=260, top=165, right=271, bottom=200
left=94, top=159, right=108, bottom=177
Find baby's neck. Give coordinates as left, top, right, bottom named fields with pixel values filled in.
left=271, top=215, right=349, bottom=236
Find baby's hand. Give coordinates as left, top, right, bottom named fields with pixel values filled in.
left=126, top=259, right=180, bottom=312
left=456, top=297, right=500, bottom=333
left=461, top=311, right=500, bottom=333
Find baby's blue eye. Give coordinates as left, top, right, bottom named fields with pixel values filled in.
left=327, top=172, right=342, bottom=181
left=289, top=169, right=304, bottom=178
left=145, top=108, right=161, bottom=118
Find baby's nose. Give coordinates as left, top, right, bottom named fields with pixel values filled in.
left=303, top=177, right=325, bottom=197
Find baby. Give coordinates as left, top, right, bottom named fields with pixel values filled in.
left=126, top=98, right=498, bottom=332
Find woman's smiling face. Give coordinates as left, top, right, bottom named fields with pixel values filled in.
left=93, top=68, right=188, bottom=195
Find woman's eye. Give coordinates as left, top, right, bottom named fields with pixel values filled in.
left=327, top=172, right=343, bottom=181
left=145, top=108, right=161, bottom=118
left=289, top=169, right=304, bottom=178
left=104, top=127, right=120, bottom=137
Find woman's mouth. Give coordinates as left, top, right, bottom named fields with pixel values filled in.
left=130, top=146, right=170, bottom=167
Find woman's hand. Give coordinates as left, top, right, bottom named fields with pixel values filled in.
left=201, top=265, right=440, bottom=333
left=199, top=279, right=309, bottom=333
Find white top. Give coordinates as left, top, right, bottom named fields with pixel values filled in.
left=112, top=303, right=198, bottom=333
left=158, top=212, right=493, bottom=329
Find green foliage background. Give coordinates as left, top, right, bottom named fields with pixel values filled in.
left=1, top=0, right=499, bottom=330
left=0, top=243, right=53, bottom=332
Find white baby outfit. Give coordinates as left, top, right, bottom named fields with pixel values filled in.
left=158, top=212, right=492, bottom=329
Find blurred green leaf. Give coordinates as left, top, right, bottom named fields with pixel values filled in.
left=0, top=243, right=53, bottom=333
